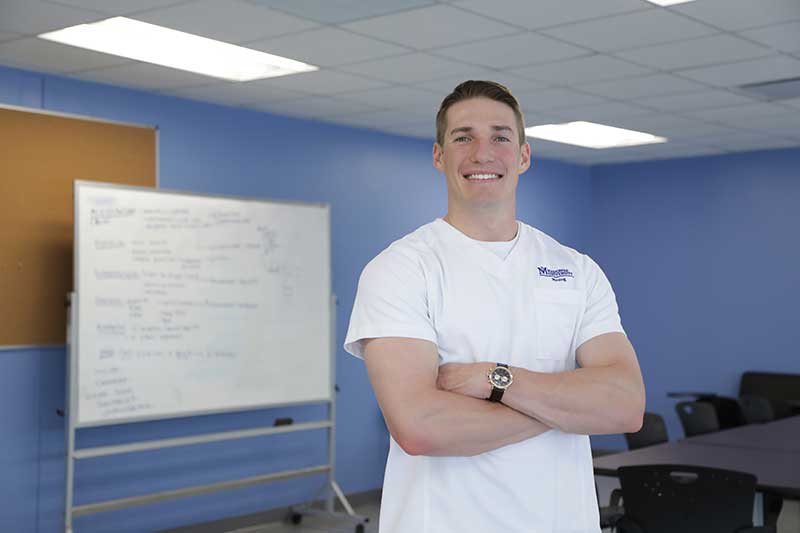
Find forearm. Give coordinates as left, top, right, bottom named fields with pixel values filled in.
left=400, top=388, right=550, bottom=456
left=502, top=364, right=644, bottom=435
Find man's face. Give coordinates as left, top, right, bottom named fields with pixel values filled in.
left=433, top=97, right=531, bottom=212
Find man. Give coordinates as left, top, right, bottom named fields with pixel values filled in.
left=344, top=81, right=645, bottom=533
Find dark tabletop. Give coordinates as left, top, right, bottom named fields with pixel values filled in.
left=593, top=417, right=800, bottom=498
left=685, top=415, right=800, bottom=453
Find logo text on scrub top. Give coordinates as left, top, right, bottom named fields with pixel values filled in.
left=538, top=266, right=574, bottom=282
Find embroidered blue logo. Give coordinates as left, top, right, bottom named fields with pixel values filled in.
left=538, top=266, right=574, bottom=283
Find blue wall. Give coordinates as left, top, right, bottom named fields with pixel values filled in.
left=0, top=65, right=592, bottom=533
left=589, top=149, right=800, bottom=449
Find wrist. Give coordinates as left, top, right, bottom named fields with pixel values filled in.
left=486, top=362, right=514, bottom=402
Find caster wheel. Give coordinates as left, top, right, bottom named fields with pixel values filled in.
left=355, top=524, right=365, bottom=533
left=290, top=512, right=303, bottom=525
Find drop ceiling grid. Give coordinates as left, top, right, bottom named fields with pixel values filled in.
left=0, top=0, right=794, bottom=164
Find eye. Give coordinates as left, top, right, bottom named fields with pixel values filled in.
left=494, top=135, right=511, bottom=143
left=453, top=136, right=471, bottom=143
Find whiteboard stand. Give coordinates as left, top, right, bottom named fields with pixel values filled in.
left=64, top=293, right=368, bottom=533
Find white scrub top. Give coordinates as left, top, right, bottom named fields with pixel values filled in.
left=345, top=218, right=624, bottom=533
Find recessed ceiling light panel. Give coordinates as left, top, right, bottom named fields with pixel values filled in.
left=645, top=0, right=697, bottom=6
left=525, top=121, right=667, bottom=149
left=39, top=17, right=317, bottom=82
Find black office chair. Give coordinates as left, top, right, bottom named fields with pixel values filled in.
left=615, top=464, right=775, bottom=533
left=668, top=392, right=746, bottom=429
left=625, top=412, right=669, bottom=450
left=738, top=394, right=775, bottom=424
left=675, top=401, right=720, bottom=437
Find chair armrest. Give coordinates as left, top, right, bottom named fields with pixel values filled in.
left=609, top=488, right=623, bottom=507
left=667, top=391, right=717, bottom=400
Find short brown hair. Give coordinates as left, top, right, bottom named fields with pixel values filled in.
left=435, top=80, right=526, bottom=146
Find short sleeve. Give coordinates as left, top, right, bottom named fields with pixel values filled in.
left=344, top=245, right=436, bottom=358
left=575, top=255, right=625, bottom=348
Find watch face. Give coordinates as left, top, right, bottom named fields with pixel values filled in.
left=490, top=367, right=512, bottom=389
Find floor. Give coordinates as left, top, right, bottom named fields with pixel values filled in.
left=228, top=501, right=380, bottom=533
left=179, top=482, right=800, bottom=533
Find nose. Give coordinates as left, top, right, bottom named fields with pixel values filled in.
left=470, top=138, right=495, bottom=163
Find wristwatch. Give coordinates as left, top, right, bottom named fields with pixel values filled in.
left=487, top=363, right=513, bottom=403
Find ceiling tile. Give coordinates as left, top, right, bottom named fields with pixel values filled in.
left=245, top=0, right=436, bottom=24
left=616, top=34, right=772, bottom=71
left=740, top=22, right=800, bottom=53
left=341, top=4, right=517, bottom=50
left=42, top=0, right=186, bottom=16
left=673, top=0, right=800, bottom=31
left=678, top=55, right=800, bottom=87
left=782, top=97, right=800, bottom=109
left=0, top=37, right=127, bottom=73
left=511, top=54, right=652, bottom=85
left=580, top=74, right=707, bottom=100
left=608, top=114, right=738, bottom=138
left=0, top=32, right=22, bottom=43
left=533, top=102, right=655, bottom=124
left=0, top=0, right=105, bottom=34
left=515, top=87, right=609, bottom=111
left=600, top=142, right=726, bottom=159
left=703, top=132, right=800, bottom=151
left=335, top=86, right=441, bottom=112
left=163, top=80, right=306, bottom=106
left=730, top=113, right=800, bottom=134
left=432, top=32, right=587, bottom=69
left=335, top=109, right=433, bottom=129
left=690, top=102, right=793, bottom=125
left=252, top=69, right=390, bottom=95
left=452, top=0, right=649, bottom=30
left=248, top=28, right=410, bottom=68
left=339, top=53, right=476, bottom=84
left=411, top=71, right=549, bottom=95
left=633, top=89, right=757, bottom=112
left=541, top=9, right=718, bottom=52
left=253, top=95, right=384, bottom=119
left=384, top=122, right=435, bottom=140
left=133, top=0, right=318, bottom=44
left=72, top=62, right=218, bottom=90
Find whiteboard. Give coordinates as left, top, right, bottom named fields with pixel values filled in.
left=73, top=181, right=332, bottom=427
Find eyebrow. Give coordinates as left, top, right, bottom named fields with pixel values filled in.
left=449, top=125, right=514, bottom=137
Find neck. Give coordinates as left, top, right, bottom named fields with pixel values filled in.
left=443, top=203, right=517, bottom=242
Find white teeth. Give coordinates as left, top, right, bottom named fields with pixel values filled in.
left=466, top=173, right=500, bottom=180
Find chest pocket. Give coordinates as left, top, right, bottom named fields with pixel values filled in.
left=534, top=288, right=583, bottom=371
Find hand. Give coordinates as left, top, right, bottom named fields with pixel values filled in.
left=437, top=362, right=494, bottom=399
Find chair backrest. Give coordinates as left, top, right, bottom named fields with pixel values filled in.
left=740, top=371, right=800, bottom=406
left=703, top=395, right=747, bottom=429
left=618, top=464, right=757, bottom=533
left=675, top=401, right=720, bottom=437
left=738, top=394, right=775, bottom=424
left=625, top=412, right=669, bottom=450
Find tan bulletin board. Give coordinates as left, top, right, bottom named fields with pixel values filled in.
left=0, top=105, right=156, bottom=346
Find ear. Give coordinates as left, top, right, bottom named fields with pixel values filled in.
left=519, top=142, right=531, bottom=174
left=432, top=142, right=445, bottom=172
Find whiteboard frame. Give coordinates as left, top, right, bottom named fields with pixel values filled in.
left=72, top=180, right=334, bottom=428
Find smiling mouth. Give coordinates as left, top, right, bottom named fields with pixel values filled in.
left=464, top=173, right=502, bottom=180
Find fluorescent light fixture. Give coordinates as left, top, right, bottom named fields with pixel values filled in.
left=38, top=17, right=317, bottom=82
left=644, top=0, right=696, bottom=6
left=525, top=121, right=667, bottom=149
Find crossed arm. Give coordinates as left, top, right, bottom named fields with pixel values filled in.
left=363, top=332, right=645, bottom=457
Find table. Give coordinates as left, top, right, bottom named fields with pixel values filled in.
left=593, top=416, right=800, bottom=528
left=686, top=415, right=800, bottom=454
left=593, top=416, right=800, bottom=498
